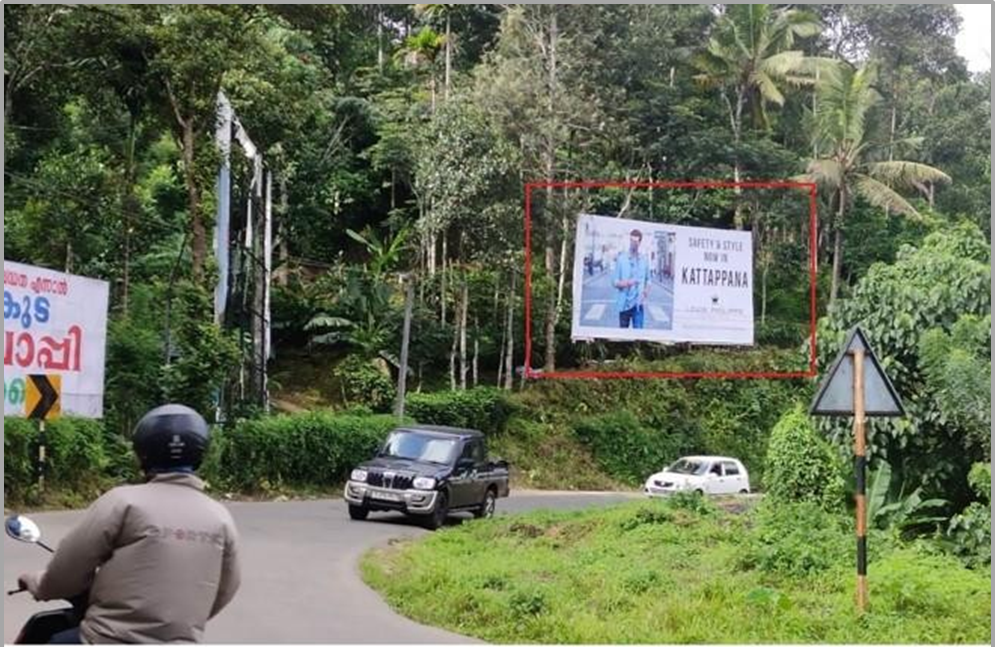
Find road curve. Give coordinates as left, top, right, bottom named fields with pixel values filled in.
left=4, top=491, right=637, bottom=644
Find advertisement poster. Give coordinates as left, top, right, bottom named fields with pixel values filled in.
left=571, top=214, right=754, bottom=346
left=4, top=261, right=110, bottom=418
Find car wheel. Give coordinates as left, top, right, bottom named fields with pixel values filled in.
left=348, top=505, right=370, bottom=521
left=694, top=489, right=705, bottom=496
left=423, top=492, right=450, bottom=531
left=474, top=488, right=498, bottom=519
left=739, top=489, right=750, bottom=495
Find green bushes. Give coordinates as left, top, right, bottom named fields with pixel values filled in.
left=215, top=412, right=401, bottom=493
left=4, top=417, right=113, bottom=505
left=5, top=411, right=404, bottom=504
left=334, top=356, right=396, bottom=413
left=406, top=387, right=514, bottom=435
left=738, top=501, right=853, bottom=577
left=764, top=405, right=846, bottom=509
left=574, top=411, right=696, bottom=486
left=4, top=418, right=37, bottom=502
left=946, top=464, right=991, bottom=569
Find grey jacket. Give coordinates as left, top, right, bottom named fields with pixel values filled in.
left=24, top=473, right=241, bottom=644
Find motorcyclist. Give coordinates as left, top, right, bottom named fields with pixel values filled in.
left=19, top=404, right=242, bottom=644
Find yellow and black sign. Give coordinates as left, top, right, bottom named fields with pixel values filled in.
left=26, top=374, right=61, bottom=421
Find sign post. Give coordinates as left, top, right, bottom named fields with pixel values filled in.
left=811, top=327, right=905, bottom=614
left=26, top=374, right=62, bottom=491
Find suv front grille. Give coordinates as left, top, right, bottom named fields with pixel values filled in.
left=368, top=472, right=415, bottom=490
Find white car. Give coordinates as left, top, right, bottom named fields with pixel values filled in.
left=644, top=456, right=751, bottom=497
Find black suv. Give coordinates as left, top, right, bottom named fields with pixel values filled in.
left=345, top=425, right=511, bottom=530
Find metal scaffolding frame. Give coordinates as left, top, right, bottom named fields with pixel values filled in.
left=215, top=92, right=272, bottom=420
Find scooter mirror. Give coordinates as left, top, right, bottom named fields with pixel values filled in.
left=5, top=516, right=42, bottom=544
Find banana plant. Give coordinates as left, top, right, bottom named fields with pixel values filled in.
left=867, top=460, right=948, bottom=533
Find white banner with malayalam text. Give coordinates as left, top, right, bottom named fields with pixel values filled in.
left=4, top=261, right=110, bottom=418
left=571, top=215, right=754, bottom=346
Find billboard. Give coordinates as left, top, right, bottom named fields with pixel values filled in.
left=4, top=261, right=110, bottom=418
left=571, top=214, right=754, bottom=346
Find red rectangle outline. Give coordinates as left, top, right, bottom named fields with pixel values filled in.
left=523, top=180, right=819, bottom=380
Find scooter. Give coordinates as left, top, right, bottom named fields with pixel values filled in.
left=5, top=515, right=87, bottom=645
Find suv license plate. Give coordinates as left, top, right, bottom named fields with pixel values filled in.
left=372, top=491, right=402, bottom=502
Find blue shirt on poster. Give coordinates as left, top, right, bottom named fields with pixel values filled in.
left=613, top=251, right=649, bottom=314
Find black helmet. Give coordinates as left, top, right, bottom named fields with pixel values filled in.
left=133, top=404, right=210, bottom=472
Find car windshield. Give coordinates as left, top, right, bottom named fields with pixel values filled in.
left=379, top=432, right=458, bottom=465
left=666, top=459, right=708, bottom=476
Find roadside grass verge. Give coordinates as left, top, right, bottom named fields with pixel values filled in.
left=362, top=498, right=991, bottom=644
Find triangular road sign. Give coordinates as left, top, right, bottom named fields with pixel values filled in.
left=810, top=327, right=905, bottom=417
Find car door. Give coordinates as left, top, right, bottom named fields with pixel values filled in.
left=451, top=441, right=478, bottom=508
left=471, top=438, right=493, bottom=504
left=706, top=461, right=725, bottom=494
left=721, top=461, right=746, bottom=494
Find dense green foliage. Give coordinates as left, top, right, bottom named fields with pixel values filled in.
left=405, top=387, right=514, bottom=436
left=945, top=464, right=992, bottom=569
left=3, top=417, right=125, bottom=507
left=363, top=500, right=992, bottom=643
left=204, top=412, right=402, bottom=494
left=763, top=406, right=847, bottom=509
left=818, top=224, right=991, bottom=505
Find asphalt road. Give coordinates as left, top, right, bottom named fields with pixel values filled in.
left=4, top=491, right=637, bottom=644
left=577, top=270, right=675, bottom=330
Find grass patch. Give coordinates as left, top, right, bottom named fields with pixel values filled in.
left=362, top=499, right=991, bottom=644
left=489, top=418, right=626, bottom=492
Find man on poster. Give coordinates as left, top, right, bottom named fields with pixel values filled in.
left=613, top=229, right=650, bottom=329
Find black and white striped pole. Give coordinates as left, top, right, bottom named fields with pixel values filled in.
left=853, top=348, right=869, bottom=613
left=810, top=327, right=905, bottom=616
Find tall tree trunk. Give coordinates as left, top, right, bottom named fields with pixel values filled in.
left=180, top=119, right=206, bottom=282
left=472, top=318, right=479, bottom=389
left=395, top=277, right=414, bottom=419
left=441, top=234, right=448, bottom=325
left=497, top=319, right=506, bottom=388
left=459, top=279, right=469, bottom=391
left=543, top=7, right=559, bottom=374
left=830, top=187, right=847, bottom=307
left=377, top=6, right=385, bottom=73
left=504, top=273, right=516, bottom=391
left=444, top=14, right=452, bottom=99
left=121, top=113, right=139, bottom=316
left=449, top=315, right=458, bottom=392
left=556, top=213, right=570, bottom=318
left=277, top=174, right=290, bottom=287
left=427, top=227, right=437, bottom=276
left=732, top=89, right=746, bottom=229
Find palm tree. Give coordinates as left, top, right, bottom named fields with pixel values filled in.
left=805, top=63, right=951, bottom=305
left=694, top=4, right=822, bottom=186
left=415, top=4, right=457, bottom=98
left=398, top=26, right=445, bottom=110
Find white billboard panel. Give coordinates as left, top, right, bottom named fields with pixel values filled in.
left=571, top=215, right=754, bottom=346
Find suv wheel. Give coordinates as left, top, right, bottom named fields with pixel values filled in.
left=423, top=492, right=450, bottom=531
left=348, top=505, right=370, bottom=521
left=474, top=488, right=498, bottom=519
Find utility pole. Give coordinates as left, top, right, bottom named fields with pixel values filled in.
left=395, top=273, right=415, bottom=419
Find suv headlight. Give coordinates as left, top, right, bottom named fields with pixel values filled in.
left=413, top=477, right=437, bottom=491
left=351, top=469, right=369, bottom=483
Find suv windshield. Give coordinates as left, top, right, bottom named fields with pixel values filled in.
left=380, top=432, right=458, bottom=465
left=666, top=459, right=708, bottom=476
